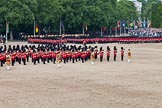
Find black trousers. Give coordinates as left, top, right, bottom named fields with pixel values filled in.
left=43, top=58, right=46, bottom=64
left=47, top=58, right=50, bottom=63
left=63, top=58, right=66, bottom=63
left=66, top=57, right=69, bottom=62
left=18, top=59, right=21, bottom=64
left=107, top=56, right=110, bottom=61
left=53, top=58, right=56, bottom=64
left=114, top=55, right=116, bottom=61
left=16, top=57, right=19, bottom=62
left=33, top=59, right=36, bottom=65
left=100, top=56, right=103, bottom=62
left=12, top=60, right=15, bottom=66
left=27, top=56, right=29, bottom=62
left=81, top=58, right=84, bottom=63
left=95, top=54, right=97, bottom=59
left=22, top=59, right=26, bottom=65
left=72, top=58, right=75, bottom=63
left=78, top=57, right=81, bottom=61
left=0, top=61, right=3, bottom=67
left=121, top=55, right=124, bottom=61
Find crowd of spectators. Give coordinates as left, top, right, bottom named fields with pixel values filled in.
left=129, top=28, right=162, bottom=37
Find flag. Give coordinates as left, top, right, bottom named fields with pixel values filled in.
left=36, top=25, right=39, bottom=33
left=129, top=22, right=133, bottom=27
left=121, top=21, right=125, bottom=27
left=147, top=20, right=151, bottom=28
left=117, top=21, right=120, bottom=28
left=143, top=20, right=147, bottom=28
left=137, top=21, right=141, bottom=28
left=129, top=21, right=134, bottom=29
left=117, top=21, right=121, bottom=34
left=125, top=21, right=128, bottom=28
left=134, top=20, right=138, bottom=29
left=85, top=24, right=88, bottom=31
left=138, top=17, right=143, bottom=28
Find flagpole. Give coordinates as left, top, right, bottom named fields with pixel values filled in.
left=110, top=26, right=111, bottom=37
left=82, top=23, right=84, bottom=35
left=59, top=18, right=61, bottom=36
left=120, top=21, right=121, bottom=36
left=6, top=21, right=9, bottom=43
left=34, top=17, right=35, bottom=37
left=115, top=27, right=117, bottom=37
left=101, top=27, right=103, bottom=37
left=6, top=21, right=7, bottom=43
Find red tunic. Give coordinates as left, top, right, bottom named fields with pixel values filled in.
left=51, top=52, right=56, bottom=58
left=22, top=53, right=27, bottom=59
left=100, top=51, right=104, bottom=57
left=81, top=53, right=85, bottom=59
left=121, top=50, right=124, bottom=56
left=114, top=50, right=117, bottom=56
left=16, top=52, right=21, bottom=59
left=32, top=53, right=37, bottom=60
left=11, top=54, right=16, bottom=60
left=0, top=54, right=5, bottom=61
left=68, top=53, right=72, bottom=58
left=107, top=51, right=110, bottom=56
left=42, top=53, right=47, bottom=59
left=62, top=53, right=67, bottom=59
left=72, top=54, right=76, bottom=59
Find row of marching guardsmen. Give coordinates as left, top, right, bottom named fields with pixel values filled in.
left=0, top=44, right=131, bottom=70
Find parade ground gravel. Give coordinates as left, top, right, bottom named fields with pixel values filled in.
left=0, top=42, right=162, bottom=108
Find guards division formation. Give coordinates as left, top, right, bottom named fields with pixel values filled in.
left=0, top=43, right=132, bottom=70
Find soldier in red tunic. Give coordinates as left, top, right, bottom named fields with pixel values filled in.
left=42, top=50, right=47, bottom=64
left=78, top=50, right=82, bottom=61
left=37, top=49, right=41, bottom=64
left=114, top=46, right=117, bottom=61
left=32, top=50, right=37, bottom=65
left=21, top=50, right=27, bottom=65
left=46, top=49, right=50, bottom=63
left=86, top=49, right=91, bottom=60
left=99, top=47, right=104, bottom=62
left=16, top=50, right=21, bottom=64
left=62, top=51, right=67, bottom=64
left=81, top=51, right=85, bottom=63
left=106, top=46, right=111, bottom=62
left=25, top=45, right=30, bottom=62
left=72, top=51, right=76, bottom=63
left=0, top=51, right=5, bottom=67
left=121, top=47, right=125, bottom=61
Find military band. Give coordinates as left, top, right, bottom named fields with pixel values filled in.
left=0, top=43, right=132, bottom=70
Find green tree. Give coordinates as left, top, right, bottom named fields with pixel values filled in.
left=0, top=0, right=35, bottom=40
left=0, top=0, right=138, bottom=39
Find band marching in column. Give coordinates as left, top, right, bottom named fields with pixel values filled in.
left=0, top=43, right=132, bottom=70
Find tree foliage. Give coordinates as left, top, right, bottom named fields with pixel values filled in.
left=0, top=0, right=138, bottom=39
left=138, top=0, right=160, bottom=19
left=151, top=3, right=162, bottom=28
